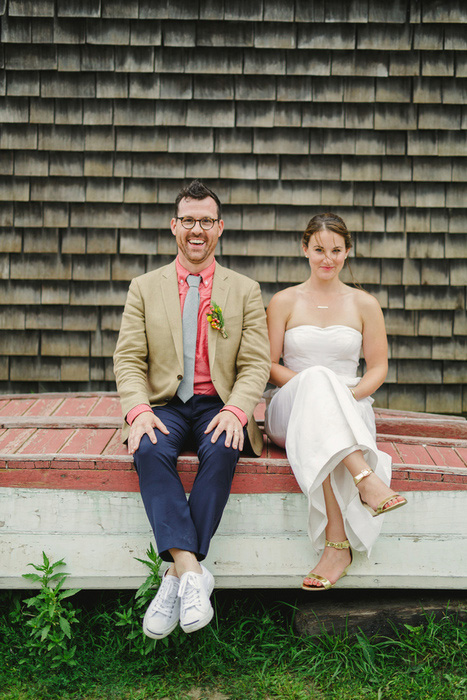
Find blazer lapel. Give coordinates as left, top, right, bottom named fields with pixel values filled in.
left=161, top=261, right=184, bottom=369
left=208, top=264, right=230, bottom=372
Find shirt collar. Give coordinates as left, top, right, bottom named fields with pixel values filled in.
left=176, top=256, right=216, bottom=288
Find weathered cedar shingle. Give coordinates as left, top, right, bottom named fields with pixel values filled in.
left=0, top=4, right=465, bottom=410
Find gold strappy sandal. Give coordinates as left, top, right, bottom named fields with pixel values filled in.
left=301, top=539, right=352, bottom=591
left=354, top=467, right=407, bottom=517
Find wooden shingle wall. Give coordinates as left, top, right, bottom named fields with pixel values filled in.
left=0, top=0, right=466, bottom=414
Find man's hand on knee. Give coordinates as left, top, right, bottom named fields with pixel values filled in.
left=205, top=411, right=244, bottom=451
left=128, top=411, right=169, bottom=455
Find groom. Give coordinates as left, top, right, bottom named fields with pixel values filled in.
left=113, top=180, right=270, bottom=639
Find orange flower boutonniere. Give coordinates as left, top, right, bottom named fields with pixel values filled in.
left=207, top=302, right=228, bottom=339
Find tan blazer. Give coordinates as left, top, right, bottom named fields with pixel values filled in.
left=113, top=260, right=271, bottom=455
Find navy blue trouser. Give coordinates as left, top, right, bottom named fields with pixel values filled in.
left=133, top=395, right=242, bottom=562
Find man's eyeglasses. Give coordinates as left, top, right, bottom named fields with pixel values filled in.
left=176, top=216, right=219, bottom=231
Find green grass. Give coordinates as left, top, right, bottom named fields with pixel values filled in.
left=0, top=589, right=465, bottom=700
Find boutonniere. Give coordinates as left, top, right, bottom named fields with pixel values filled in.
left=207, top=302, right=228, bottom=339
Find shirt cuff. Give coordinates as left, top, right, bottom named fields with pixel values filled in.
left=126, top=404, right=153, bottom=425
left=220, top=405, right=248, bottom=427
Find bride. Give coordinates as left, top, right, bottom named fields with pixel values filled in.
left=265, top=212, right=407, bottom=591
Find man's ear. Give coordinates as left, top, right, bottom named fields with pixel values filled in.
left=217, top=219, right=224, bottom=237
left=170, top=218, right=177, bottom=235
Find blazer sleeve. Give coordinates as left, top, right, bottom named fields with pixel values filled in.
left=225, top=281, right=271, bottom=420
left=113, top=278, right=151, bottom=419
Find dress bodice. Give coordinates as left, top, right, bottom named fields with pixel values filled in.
left=283, top=325, right=362, bottom=378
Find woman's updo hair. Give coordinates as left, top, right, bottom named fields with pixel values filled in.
left=302, top=212, right=352, bottom=251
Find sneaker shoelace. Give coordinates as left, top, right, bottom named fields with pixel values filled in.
left=152, top=580, right=178, bottom=617
left=178, top=572, right=203, bottom=613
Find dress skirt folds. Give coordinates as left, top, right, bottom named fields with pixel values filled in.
left=264, top=325, right=392, bottom=556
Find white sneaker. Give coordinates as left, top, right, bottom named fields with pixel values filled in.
left=142, top=571, right=180, bottom=640
left=178, top=564, right=215, bottom=633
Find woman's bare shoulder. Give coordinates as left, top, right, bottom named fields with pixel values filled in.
left=349, top=286, right=381, bottom=309
left=268, top=284, right=303, bottom=309
left=349, top=287, right=384, bottom=326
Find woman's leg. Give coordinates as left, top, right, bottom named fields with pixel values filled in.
left=303, top=476, right=351, bottom=588
left=342, top=449, right=405, bottom=511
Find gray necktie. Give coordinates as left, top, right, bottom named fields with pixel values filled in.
left=177, top=274, right=201, bottom=402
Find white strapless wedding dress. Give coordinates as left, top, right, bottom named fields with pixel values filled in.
left=264, top=325, right=392, bottom=556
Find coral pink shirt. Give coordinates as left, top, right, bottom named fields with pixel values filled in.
left=126, top=257, right=247, bottom=427
left=177, top=256, right=217, bottom=397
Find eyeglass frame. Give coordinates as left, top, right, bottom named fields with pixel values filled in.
left=175, top=216, right=220, bottom=231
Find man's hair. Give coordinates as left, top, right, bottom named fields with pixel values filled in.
left=174, top=179, right=222, bottom=219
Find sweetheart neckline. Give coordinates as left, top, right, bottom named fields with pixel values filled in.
left=285, top=324, right=362, bottom=335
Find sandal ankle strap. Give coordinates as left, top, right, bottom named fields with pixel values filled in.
left=325, top=539, right=350, bottom=550
left=353, top=467, right=373, bottom=486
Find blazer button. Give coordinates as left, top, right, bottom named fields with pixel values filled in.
left=177, top=374, right=183, bottom=380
